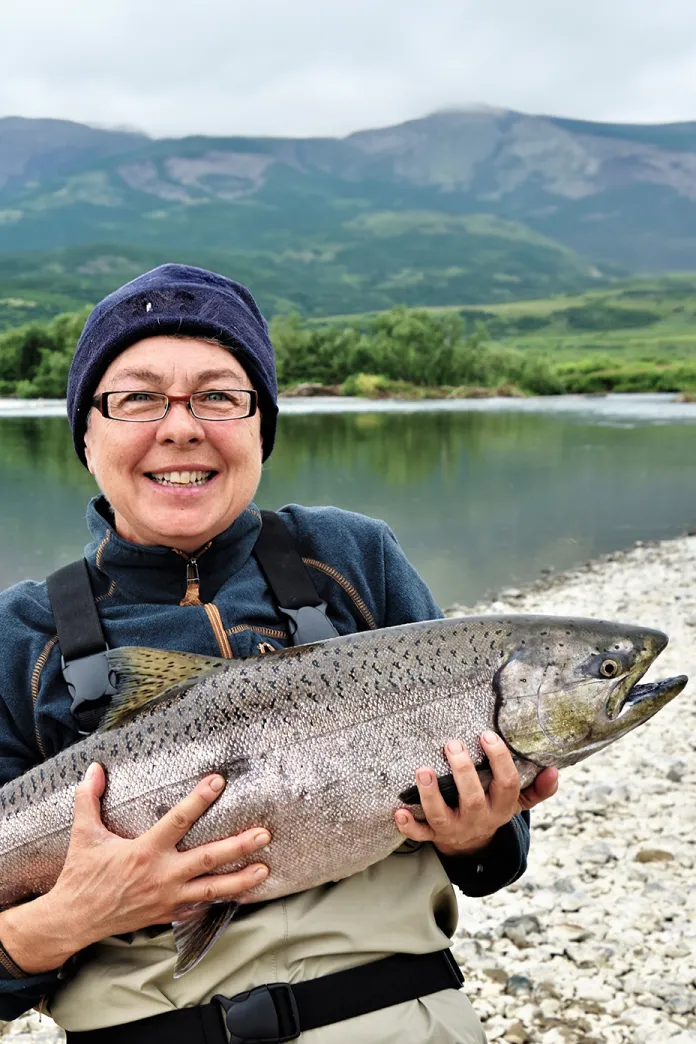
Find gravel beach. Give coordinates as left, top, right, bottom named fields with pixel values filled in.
left=2, top=534, right=695, bottom=1043
left=449, top=533, right=696, bottom=1044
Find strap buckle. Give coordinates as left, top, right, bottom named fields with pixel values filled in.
left=213, top=984, right=300, bottom=1044
left=278, top=602, right=339, bottom=645
left=61, top=651, right=119, bottom=734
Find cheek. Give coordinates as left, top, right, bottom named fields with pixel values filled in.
left=214, top=419, right=263, bottom=469
left=87, top=424, right=152, bottom=482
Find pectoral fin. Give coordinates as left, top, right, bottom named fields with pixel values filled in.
left=399, top=772, right=460, bottom=809
left=398, top=760, right=493, bottom=810
left=100, top=647, right=229, bottom=731
left=172, top=901, right=240, bottom=978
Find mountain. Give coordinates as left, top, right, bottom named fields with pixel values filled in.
left=3, top=108, right=696, bottom=318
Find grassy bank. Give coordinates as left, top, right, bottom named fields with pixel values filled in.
left=2, top=276, right=696, bottom=399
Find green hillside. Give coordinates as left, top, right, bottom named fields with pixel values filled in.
left=9, top=108, right=696, bottom=322
left=0, top=212, right=602, bottom=329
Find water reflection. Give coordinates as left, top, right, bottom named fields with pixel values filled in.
left=0, top=411, right=694, bottom=607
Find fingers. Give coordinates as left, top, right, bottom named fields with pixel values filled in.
left=444, top=740, right=486, bottom=815
left=519, top=766, right=559, bottom=810
left=394, top=808, right=434, bottom=843
left=410, top=767, right=454, bottom=834
left=148, top=775, right=226, bottom=849
left=72, top=763, right=108, bottom=840
left=177, top=828, right=272, bottom=881
left=481, top=732, right=520, bottom=817
left=181, top=863, right=270, bottom=905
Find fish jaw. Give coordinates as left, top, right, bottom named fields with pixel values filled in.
left=602, top=626, right=668, bottom=721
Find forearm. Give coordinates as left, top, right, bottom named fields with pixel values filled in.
left=0, top=896, right=86, bottom=976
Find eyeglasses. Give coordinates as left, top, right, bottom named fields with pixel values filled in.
left=91, top=389, right=258, bottom=422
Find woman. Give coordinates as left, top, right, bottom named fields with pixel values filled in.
left=0, top=264, right=558, bottom=1042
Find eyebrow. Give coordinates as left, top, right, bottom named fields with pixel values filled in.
left=108, top=367, right=247, bottom=387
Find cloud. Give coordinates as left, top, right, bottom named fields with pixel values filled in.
left=2, top=0, right=696, bottom=138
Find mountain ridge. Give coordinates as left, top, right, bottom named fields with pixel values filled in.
left=2, top=108, right=696, bottom=318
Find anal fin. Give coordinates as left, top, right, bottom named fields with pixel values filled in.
left=172, top=901, right=239, bottom=978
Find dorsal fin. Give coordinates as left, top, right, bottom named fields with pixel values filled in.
left=100, top=646, right=229, bottom=731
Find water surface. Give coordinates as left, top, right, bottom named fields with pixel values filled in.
left=1, top=405, right=694, bottom=607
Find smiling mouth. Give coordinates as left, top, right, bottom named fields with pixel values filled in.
left=146, top=470, right=218, bottom=488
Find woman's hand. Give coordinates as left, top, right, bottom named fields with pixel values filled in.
left=394, top=732, right=559, bottom=857
left=0, top=763, right=270, bottom=975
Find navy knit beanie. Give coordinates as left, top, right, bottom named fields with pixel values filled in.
left=67, top=264, right=278, bottom=465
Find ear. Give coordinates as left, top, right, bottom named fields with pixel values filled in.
left=83, top=423, right=95, bottom=475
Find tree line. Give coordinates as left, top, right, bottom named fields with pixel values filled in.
left=0, top=305, right=694, bottom=399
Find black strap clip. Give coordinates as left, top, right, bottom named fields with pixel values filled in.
left=213, top=984, right=300, bottom=1044
left=278, top=601, right=339, bottom=645
left=62, top=651, right=119, bottom=735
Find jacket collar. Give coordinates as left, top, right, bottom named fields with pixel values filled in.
left=84, top=495, right=262, bottom=604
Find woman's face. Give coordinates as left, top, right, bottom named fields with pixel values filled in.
left=84, top=336, right=263, bottom=552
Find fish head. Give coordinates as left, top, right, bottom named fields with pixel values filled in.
left=493, top=617, right=687, bottom=769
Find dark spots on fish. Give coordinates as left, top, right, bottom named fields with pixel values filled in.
left=222, top=757, right=251, bottom=782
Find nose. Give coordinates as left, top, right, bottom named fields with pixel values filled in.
left=155, top=400, right=206, bottom=445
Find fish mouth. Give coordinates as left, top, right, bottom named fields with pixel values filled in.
left=616, top=675, right=688, bottom=718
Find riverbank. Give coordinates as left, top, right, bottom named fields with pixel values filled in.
left=2, top=536, right=695, bottom=1043
left=448, top=533, right=696, bottom=1044
left=1, top=391, right=696, bottom=423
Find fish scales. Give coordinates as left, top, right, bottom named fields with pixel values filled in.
left=0, top=615, right=687, bottom=974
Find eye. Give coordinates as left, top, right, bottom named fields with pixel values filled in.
left=600, top=658, right=621, bottom=678
left=125, top=392, right=155, bottom=402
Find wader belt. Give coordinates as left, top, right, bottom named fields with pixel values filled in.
left=64, top=949, right=464, bottom=1044
left=47, top=511, right=339, bottom=734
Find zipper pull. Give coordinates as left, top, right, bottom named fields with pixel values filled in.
left=180, top=557, right=203, bottom=607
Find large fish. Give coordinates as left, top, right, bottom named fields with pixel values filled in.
left=0, top=616, right=687, bottom=975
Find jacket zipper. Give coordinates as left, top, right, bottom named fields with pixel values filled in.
left=175, top=545, right=232, bottom=658
left=180, top=557, right=203, bottom=606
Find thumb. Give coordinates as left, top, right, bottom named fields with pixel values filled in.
left=71, top=762, right=107, bottom=839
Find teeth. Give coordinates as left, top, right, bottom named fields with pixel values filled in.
left=149, top=470, right=214, bottom=486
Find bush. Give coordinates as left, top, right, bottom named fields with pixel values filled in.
left=342, top=373, right=391, bottom=397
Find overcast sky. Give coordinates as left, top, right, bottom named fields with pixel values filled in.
left=2, top=0, right=696, bottom=139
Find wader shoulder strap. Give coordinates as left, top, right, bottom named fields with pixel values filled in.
left=46, top=560, right=117, bottom=734
left=253, top=510, right=339, bottom=646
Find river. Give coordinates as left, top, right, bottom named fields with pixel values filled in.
left=0, top=395, right=694, bottom=607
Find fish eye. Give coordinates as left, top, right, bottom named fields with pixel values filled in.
left=600, top=658, right=621, bottom=678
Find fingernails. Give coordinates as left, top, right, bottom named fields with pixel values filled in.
left=482, top=731, right=499, bottom=745
left=254, top=831, right=271, bottom=847
left=253, top=865, right=268, bottom=879
left=447, top=740, right=463, bottom=754
left=85, top=763, right=97, bottom=781
left=395, top=811, right=408, bottom=826
left=210, top=775, right=225, bottom=792
left=417, top=769, right=433, bottom=787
